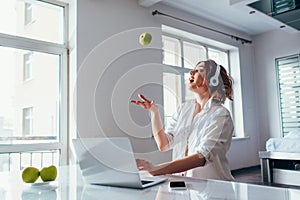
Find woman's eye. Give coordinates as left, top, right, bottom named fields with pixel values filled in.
left=194, top=68, right=203, bottom=73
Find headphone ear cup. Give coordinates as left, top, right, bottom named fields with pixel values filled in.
left=209, top=65, right=220, bottom=87
left=210, top=77, right=218, bottom=86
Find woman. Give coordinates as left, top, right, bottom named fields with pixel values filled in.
left=130, top=59, right=234, bottom=181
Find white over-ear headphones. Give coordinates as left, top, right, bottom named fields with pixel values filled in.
left=209, top=64, right=220, bottom=87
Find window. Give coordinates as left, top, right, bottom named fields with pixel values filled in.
left=276, top=54, right=300, bottom=137
left=162, top=26, right=232, bottom=128
left=0, top=0, right=64, bottom=44
left=23, top=107, right=33, bottom=136
left=24, top=2, right=33, bottom=25
left=0, top=0, right=68, bottom=171
left=23, top=52, right=33, bottom=81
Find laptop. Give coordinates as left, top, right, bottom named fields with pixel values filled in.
left=72, top=137, right=167, bottom=189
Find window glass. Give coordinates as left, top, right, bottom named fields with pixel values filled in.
left=0, top=0, right=64, bottom=44
left=163, top=72, right=182, bottom=127
left=0, top=46, right=60, bottom=144
left=162, top=36, right=181, bottom=67
left=183, top=41, right=206, bottom=69
left=208, top=48, right=229, bottom=71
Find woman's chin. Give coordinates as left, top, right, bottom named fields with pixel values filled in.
left=188, top=84, right=197, bottom=91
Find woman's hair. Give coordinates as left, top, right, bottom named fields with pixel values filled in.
left=196, top=59, right=233, bottom=103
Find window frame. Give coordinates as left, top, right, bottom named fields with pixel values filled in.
left=23, top=51, right=33, bottom=81
left=162, top=31, right=233, bottom=127
left=0, top=0, right=69, bottom=165
left=24, top=2, right=33, bottom=26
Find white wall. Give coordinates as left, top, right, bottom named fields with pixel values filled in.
left=76, top=0, right=260, bottom=169
left=76, top=0, right=170, bottom=164
left=253, top=30, right=300, bottom=150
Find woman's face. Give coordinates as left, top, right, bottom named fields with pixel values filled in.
left=188, top=62, right=207, bottom=90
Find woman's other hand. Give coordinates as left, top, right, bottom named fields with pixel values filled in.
left=135, top=158, right=157, bottom=176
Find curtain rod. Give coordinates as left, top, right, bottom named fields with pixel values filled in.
left=152, top=10, right=252, bottom=45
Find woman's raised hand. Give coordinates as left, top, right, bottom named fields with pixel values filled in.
left=130, top=94, right=155, bottom=110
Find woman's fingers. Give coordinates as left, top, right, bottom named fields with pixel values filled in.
left=136, top=158, right=144, bottom=166
left=130, top=100, right=148, bottom=109
left=130, top=94, right=153, bottom=110
left=136, top=158, right=154, bottom=171
left=136, top=158, right=147, bottom=168
left=138, top=94, right=150, bottom=103
left=130, top=100, right=141, bottom=106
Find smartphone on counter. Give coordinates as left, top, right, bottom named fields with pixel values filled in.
left=169, top=181, right=187, bottom=190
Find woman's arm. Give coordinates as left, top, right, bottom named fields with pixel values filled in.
left=136, top=152, right=206, bottom=176
left=131, top=94, right=170, bottom=151
left=149, top=104, right=170, bottom=151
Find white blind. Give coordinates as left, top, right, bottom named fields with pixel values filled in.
left=276, top=54, right=300, bottom=137
left=272, top=0, right=296, bottom=15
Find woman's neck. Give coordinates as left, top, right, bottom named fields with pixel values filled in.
left=194, top=90, right=210, bottom=109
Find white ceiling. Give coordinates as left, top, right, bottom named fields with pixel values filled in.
left=139, top=0, right=298, bottom=35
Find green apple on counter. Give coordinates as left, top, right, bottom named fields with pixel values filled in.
left=40, top=165, right=57, bottom=182
left=139, top=32, right=152, bottom=46
left=22, top=167, right=40, bottom=183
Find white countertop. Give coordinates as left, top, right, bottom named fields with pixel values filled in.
left=0, top=164, right=299, bottom=200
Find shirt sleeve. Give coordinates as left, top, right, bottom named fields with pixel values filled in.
left=165, top=104, right=182, bottom=133
left=195, top=108, right=234, bottom=162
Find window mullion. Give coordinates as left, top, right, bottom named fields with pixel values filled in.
left=59, top=50, right=69, bottom=165
left=204, top=46, right=209, bottom=60
left=0, top=143, right=61, bottom=154
left=179, top=39, right=186, bottom=103
left=0, top=32, right=66, bottom=55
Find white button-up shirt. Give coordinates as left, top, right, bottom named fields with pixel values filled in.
left=165, top=97, right=234, bottom=181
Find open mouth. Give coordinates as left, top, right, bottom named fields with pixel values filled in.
left=189, top=77, right=194, bottom=83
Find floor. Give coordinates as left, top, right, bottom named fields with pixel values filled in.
left=232, top=165, right=300, bottom=190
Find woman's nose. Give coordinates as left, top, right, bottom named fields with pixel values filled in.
left=190, top=70, right=195, bottom=75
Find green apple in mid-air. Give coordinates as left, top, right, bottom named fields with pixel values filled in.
left=22, top=167, right=40, bottom=183
left=139, top=32, right=152, bottom=46
left=40, top=165, right=57, bottom=182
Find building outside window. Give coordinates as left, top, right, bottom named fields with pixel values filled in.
left=23, top=52, right=33, bottom=81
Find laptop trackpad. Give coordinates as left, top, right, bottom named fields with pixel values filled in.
left=141, top=180, right=154, bottom=185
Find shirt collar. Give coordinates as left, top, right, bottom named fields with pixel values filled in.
left=194, top=96, right=220, bottom=112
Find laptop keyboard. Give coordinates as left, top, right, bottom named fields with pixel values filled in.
left=141, top=180, right=154, bottom=185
